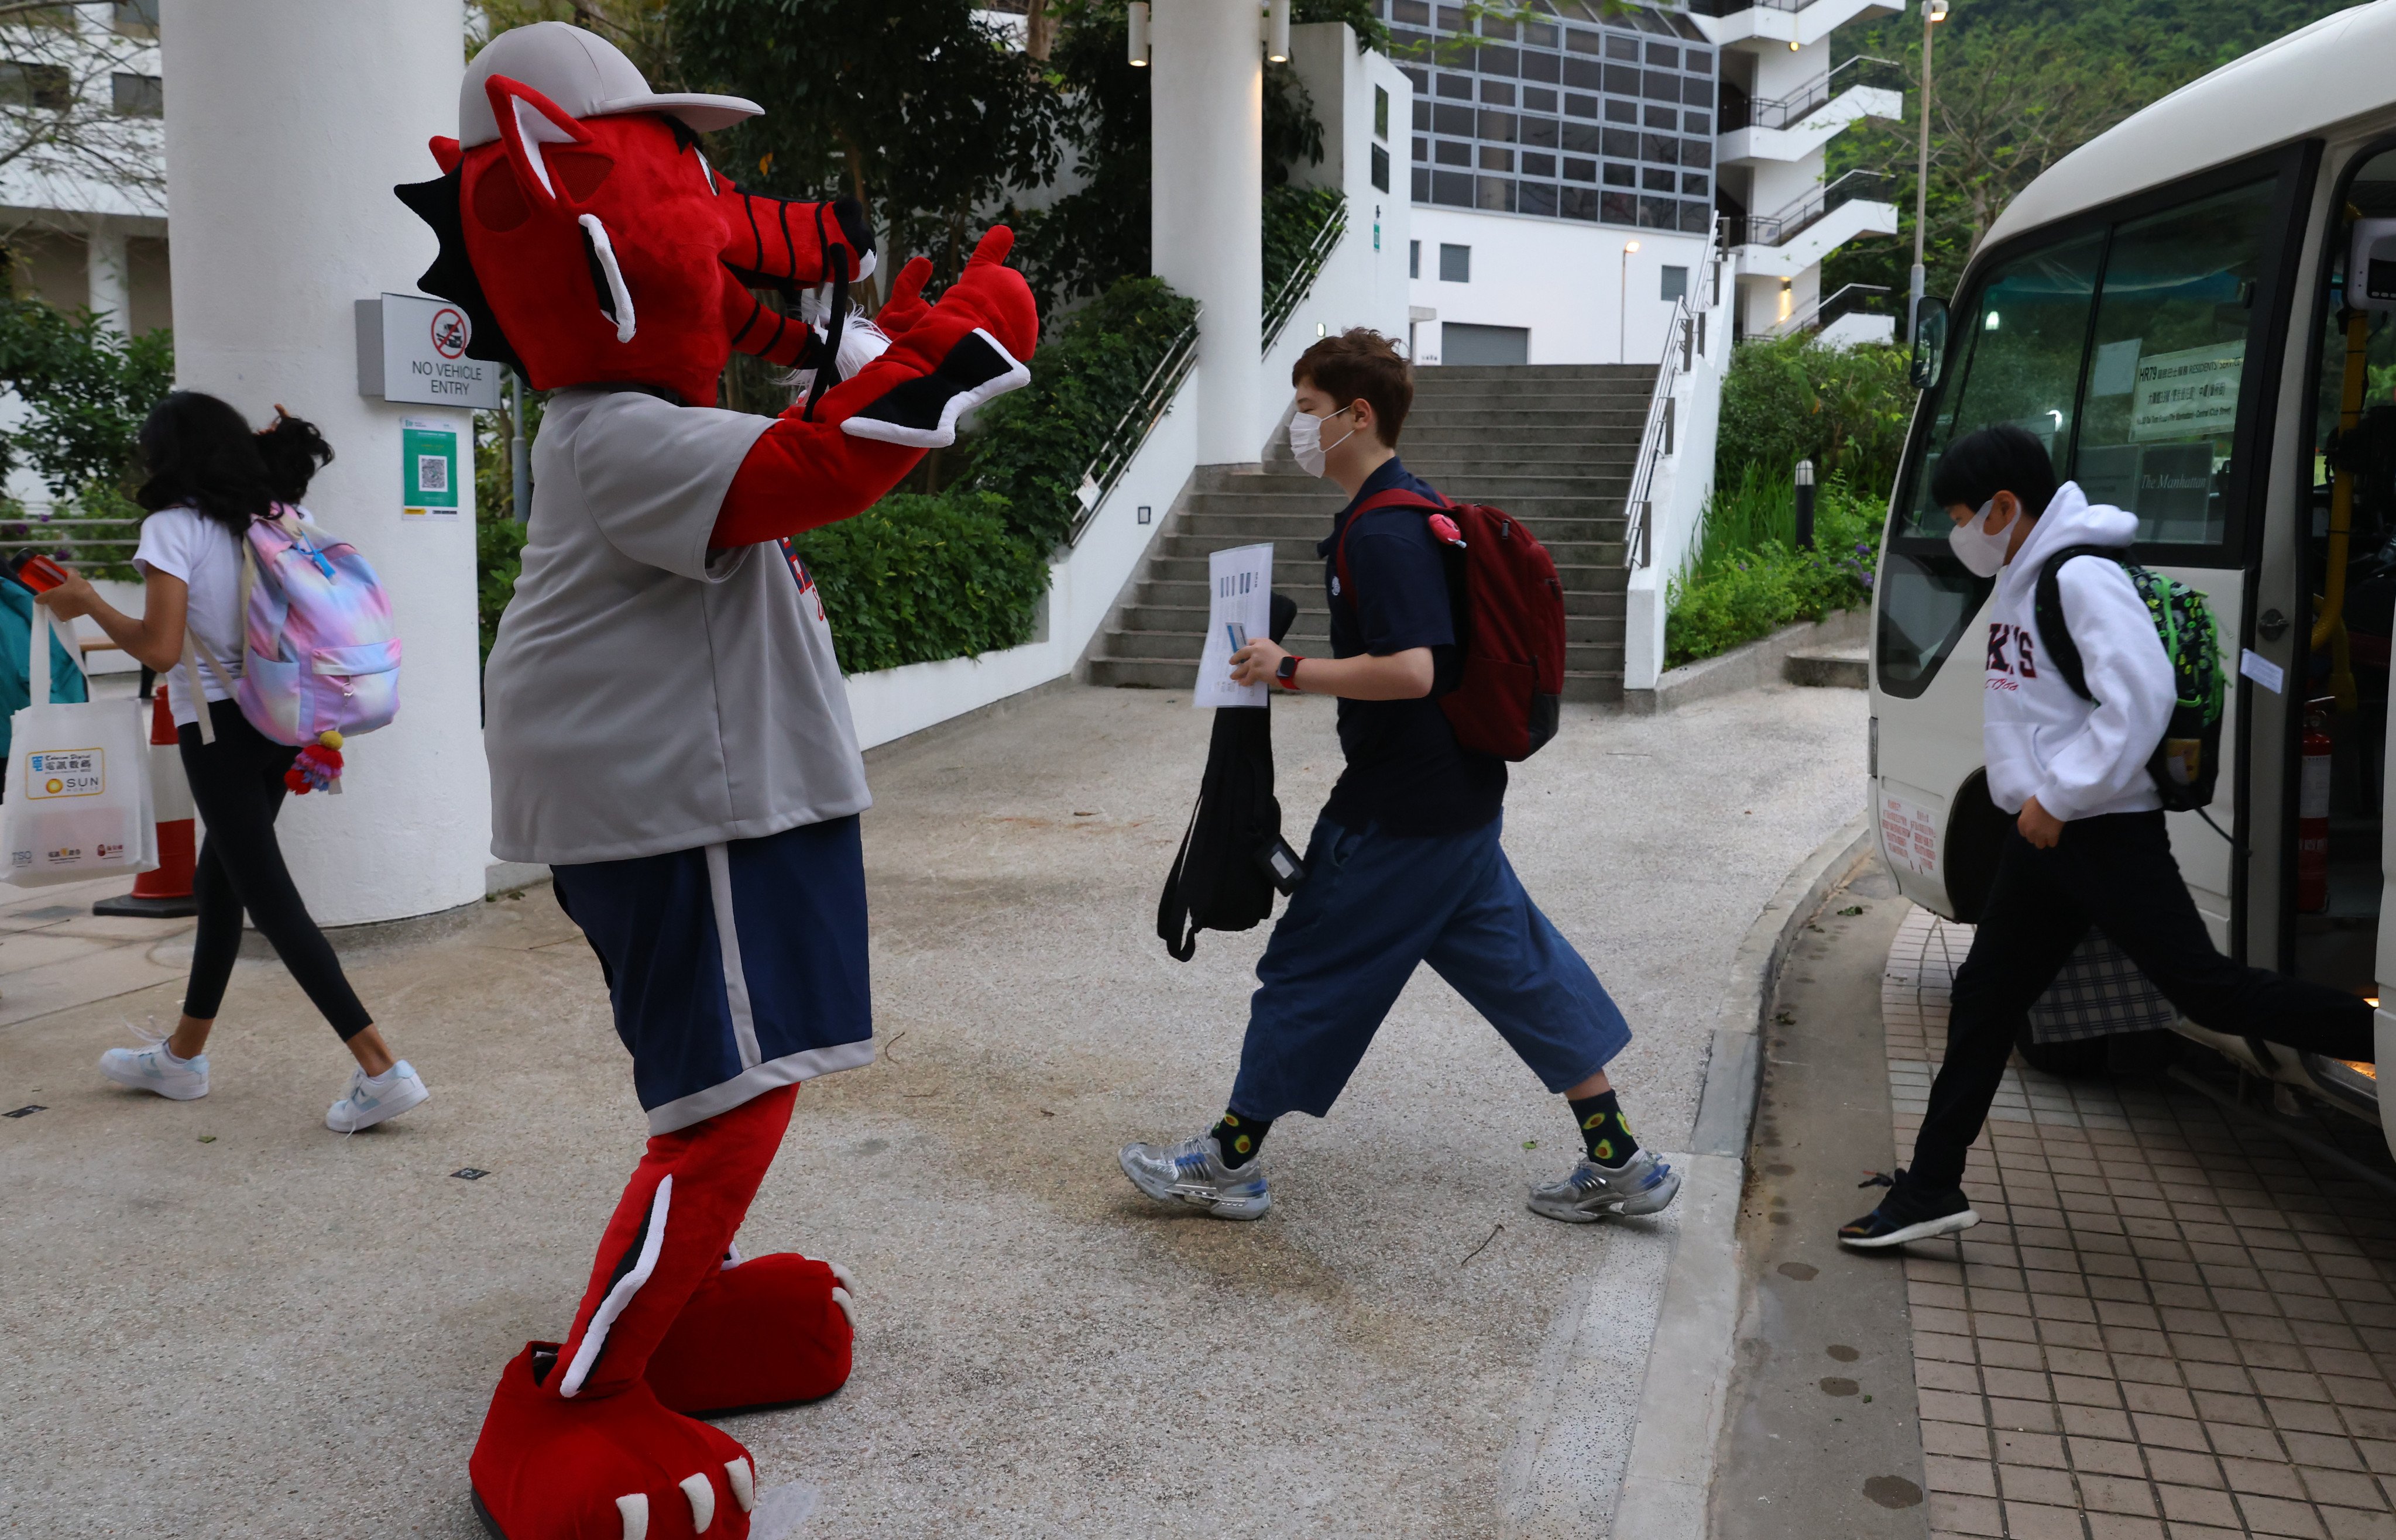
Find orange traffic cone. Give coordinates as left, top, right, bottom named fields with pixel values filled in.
left=94, top=688, right=197, bottom=919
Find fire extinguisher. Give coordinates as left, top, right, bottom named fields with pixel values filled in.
left=2299, top=699, right=2334, bottom=914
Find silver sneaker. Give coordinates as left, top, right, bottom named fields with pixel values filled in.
left=1527, top=1147, right=1682, bottom=1223
left=98, top=1035, right=209, bottom=1101
left=1118, top=1131, right=1271, bottom=1221
left=325, top=1060, right=429, bottom=1133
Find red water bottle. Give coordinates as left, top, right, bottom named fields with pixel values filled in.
left=2299, top=699, right=2333, bottom=913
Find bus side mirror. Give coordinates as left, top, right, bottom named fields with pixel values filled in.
left=1910, top=297, right=1950, bottom=390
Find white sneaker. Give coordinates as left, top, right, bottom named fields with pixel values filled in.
left=98, top=1036, right=210, bottom=1100
left=326, top=1060, right=429, bottom=1132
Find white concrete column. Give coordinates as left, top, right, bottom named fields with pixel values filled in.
left=1151, top=0, right=1263, bottom=466
left=161, top=0, right=490, bottom=926
left=85, top=217, right=130, bottom=332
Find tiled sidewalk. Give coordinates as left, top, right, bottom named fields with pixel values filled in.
left=1885, top=908, right=2396, bottom=1540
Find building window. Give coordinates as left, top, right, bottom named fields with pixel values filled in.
left=1661, top=265, right=1689, bottom=302
left=111, top=72, right=162, bottom=118
left=1439, top=243, right=1471, bottom=282
left=1374, top=84, right=1389, bottom=142
left=1394, top=2, right=1716, bottom=232
left=1410, top=239, right=1421, bottom=279
left=0, top=61, right=71, bottom=112
left=112, top=0, right=159, bottom=33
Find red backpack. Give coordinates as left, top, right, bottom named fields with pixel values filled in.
left=1334, top=487, right=1567, bottom=761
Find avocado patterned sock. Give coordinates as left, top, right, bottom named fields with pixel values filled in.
left=1569, top=1090, right=1639, bottom=1168
left=1211, top=1111, right=1272, bottom=1169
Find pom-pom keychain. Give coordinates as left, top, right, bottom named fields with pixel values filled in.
left=285, top=730, right=344, bottom=795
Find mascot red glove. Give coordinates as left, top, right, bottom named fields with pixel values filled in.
left=396, top=22, right=1035, bottom=1540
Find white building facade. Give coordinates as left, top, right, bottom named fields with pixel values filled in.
left=1387, top=0, right=1902, bottom=366
left=0, top=1, right=167, bottom=352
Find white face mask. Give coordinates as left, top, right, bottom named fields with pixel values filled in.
left=1947, top=497, right=2014, bottom=578
left=1288, top=403, right=1360, bottom=478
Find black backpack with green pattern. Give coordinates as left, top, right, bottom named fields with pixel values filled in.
left=2033, top=545, right=2225, bottom=812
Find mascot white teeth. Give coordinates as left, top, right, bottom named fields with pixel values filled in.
left=395, top=22, right=1038, bottom=1538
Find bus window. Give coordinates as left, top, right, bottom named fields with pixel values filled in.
left=2070, top=180, right=2277, bottom=547
left=1899, top=232, right=2106, bottom=539
left=1879, top=233, right=2103, bottom=698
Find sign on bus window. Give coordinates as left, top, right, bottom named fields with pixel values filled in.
left=2069, top=180, right=2275, bottom=548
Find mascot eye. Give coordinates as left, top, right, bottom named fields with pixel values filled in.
left=472, top=162, right=531, bottom=232
left=550, top=149, right=615, bottom=202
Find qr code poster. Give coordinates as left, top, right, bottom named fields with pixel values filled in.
left=401, top=418, right=461, bottom=520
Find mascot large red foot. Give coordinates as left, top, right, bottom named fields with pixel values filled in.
left=397, top=22, right=1036, bottom=1539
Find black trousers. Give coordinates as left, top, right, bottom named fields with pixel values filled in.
left=177, top=699, right=373, bottom=1040
left=1911, top=810, right=2373, bottom=1191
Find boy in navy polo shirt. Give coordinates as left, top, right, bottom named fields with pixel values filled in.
left=1118, top=329, right=1679, bottom=1225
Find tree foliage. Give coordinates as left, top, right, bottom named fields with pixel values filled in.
left=0, top=293, right=169, bottom=497
left=1010, top=0, right=1377, bottom=315
left=966, top=274, right=1199, bottom=551
left=1715, top=335, right=1911, bottom=499
left=674, top=0, right=1065, bottom=291
left=1829, top=0, right=2359, bottom=305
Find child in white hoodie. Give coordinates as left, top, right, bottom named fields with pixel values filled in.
left=1841, top=424, right=2374, bottom=1248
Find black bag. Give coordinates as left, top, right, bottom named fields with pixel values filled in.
left=1158, top=593, right=1303, bottom=961
left=2033, top=544, right=2225, bottom=812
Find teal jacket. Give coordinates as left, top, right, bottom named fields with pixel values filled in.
left=0, top=575, right=90, bottom=763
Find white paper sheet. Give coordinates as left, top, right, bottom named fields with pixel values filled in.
left=2239, top=647, right=2284, bottom=695
left=1195, top=542, right=1273, bottom=709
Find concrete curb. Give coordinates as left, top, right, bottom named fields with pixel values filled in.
left=1605, top=810, right=1876, bottom=1539
left=1621, top=608, right=1869, bottom=716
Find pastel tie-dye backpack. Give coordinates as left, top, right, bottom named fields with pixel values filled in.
left=183, top=506, right=401, bottom=793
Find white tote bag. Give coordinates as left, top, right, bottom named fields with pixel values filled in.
left=1, top=604, right=155, bottom=886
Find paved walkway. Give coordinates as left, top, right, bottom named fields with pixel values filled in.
left=1886, top=910, right=2396, bottom=1540
left=0, top=682, right=1865, bottom=1539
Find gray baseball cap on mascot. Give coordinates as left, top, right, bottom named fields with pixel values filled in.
left=458, top=21, right=761, bottom=147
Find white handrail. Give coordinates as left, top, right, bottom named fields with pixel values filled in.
left=1624, top=214, right=1725, bottom=570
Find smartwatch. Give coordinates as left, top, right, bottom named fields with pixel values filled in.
left=1276, top=654, right=1303, bottom=691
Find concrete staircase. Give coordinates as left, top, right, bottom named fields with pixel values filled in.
left=1087, top=363, right=1657, bottom=702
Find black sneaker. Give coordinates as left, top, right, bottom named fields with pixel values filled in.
left=1837, top=1168, right=1979, bottom=1249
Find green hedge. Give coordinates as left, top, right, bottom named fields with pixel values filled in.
left=1715, top=334, right=1912, bottom=500
left=1264, top=184, right=1344, bottom=300
left=787, top=491, right=1051, bottom=675
left=966, top=274, right=1200, bottom=552
left=1664, top=464, right=1883, bottom=668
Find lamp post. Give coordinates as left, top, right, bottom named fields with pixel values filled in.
left=1619, top=238, right=1640, bottom=363
left=1909, top=0, right=1949, bottom=343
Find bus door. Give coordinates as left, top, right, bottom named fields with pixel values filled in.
left=1875, top=157, right=2311, bottom=965
left=2302, top=146, right=2396, bottom=1121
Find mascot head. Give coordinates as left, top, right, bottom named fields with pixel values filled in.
left=396, top=23, right=870, bottom=408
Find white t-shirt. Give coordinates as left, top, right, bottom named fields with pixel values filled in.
left=132, top=504, right=316, bottom=727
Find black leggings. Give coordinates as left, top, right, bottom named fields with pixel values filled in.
left=177, top=699, right=373, bottom=1040
left=1911, top=810, right=2372, bottom=1190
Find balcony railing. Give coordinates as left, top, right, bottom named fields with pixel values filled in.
left=1690, top=0, right=1814, bottom=15
left=1717, top=54, right=1900, bottom=133
left=1626, top=214, right=1726, bottom=571
left=1759, top=281, right=1893, bottom=340
left=1065, top=317, right=1199, bottom=548
left=1721, top=168, right=1887, bottom=249
left=1262, top=196, right=1347, bottom=355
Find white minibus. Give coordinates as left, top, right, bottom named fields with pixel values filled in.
left=1871, top=1, right=2396, bottom=1153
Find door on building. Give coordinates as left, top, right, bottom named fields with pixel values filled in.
left=1441, top=322, right=1530, bottom=365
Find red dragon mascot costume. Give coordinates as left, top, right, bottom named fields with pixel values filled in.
left=395, top=23, right=1037, bottom=1539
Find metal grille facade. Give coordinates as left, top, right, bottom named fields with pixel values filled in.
left=1385, top=0, right=1718, bottom=235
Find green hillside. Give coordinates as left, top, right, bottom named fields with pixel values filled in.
left=1825, top=0, right=2364, bottom=306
